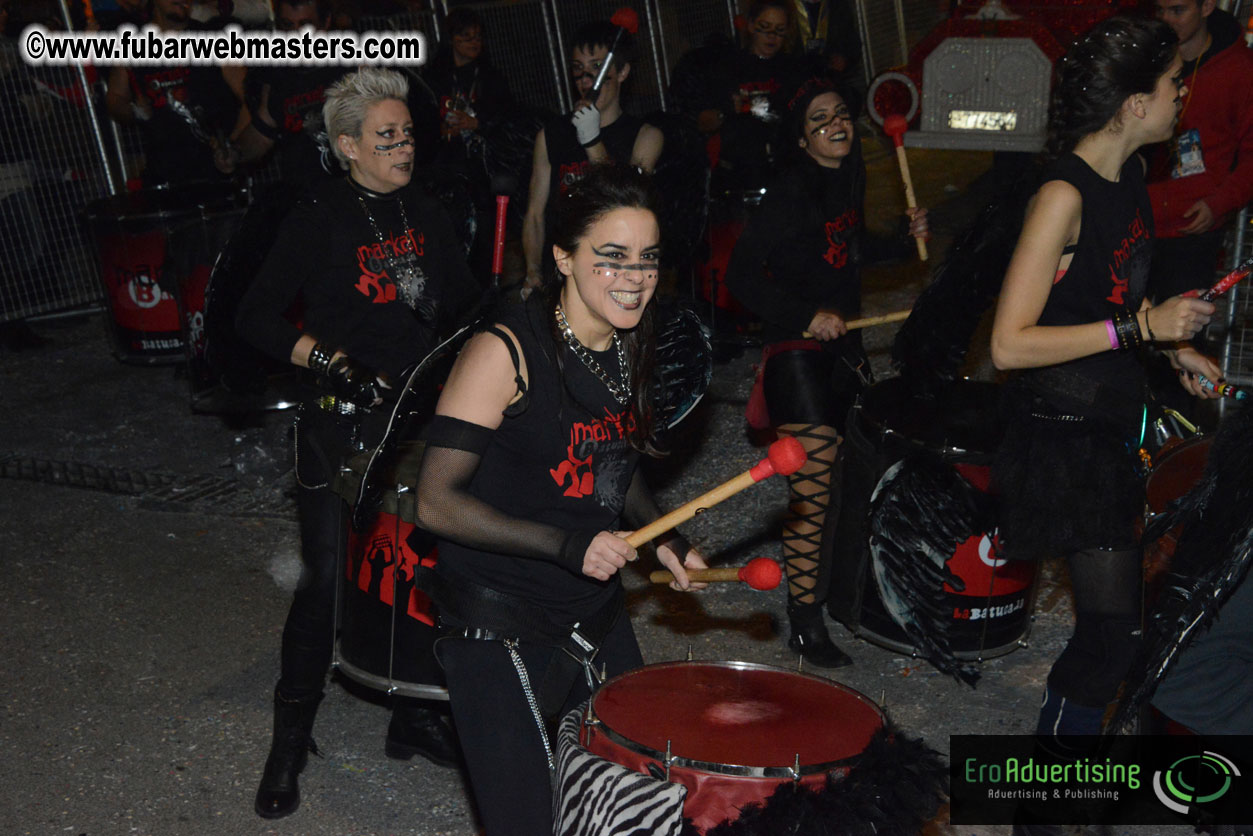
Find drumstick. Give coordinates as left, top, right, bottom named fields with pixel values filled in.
left=1184, top=254, right=1253, bottom=302
left=491, top=195, right=509, bottom=288
left=650, top=557, right=782, bottom=590
left=801, top=309, right=910, bottom=339
left=625, top=437, right=806, bottom=548
left=883, top=114, right=927, bottom=261
left=591, top=8, right=640, bottom=95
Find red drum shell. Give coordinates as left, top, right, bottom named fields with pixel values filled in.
left=580, top=661, right=883, bottom=832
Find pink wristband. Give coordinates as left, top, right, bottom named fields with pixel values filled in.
left=1105, top=319, right=1119, bottom=350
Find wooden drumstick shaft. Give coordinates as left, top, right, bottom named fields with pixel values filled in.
left=649, top=567, right=742, bottom=583
left=801, top=309, right=910, bottom=339
left=895, top=145, right=928, bottom=261
left=626, top=470, right=758, bottom=548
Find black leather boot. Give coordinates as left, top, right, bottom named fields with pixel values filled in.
left=254, top=688, right=322, bottom=819
left=385, top=698, right=461, bottom=768
left=787, top=607, right=853, bottom=669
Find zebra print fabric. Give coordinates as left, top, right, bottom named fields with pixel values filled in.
left=552, top=704, right=686, bottom=836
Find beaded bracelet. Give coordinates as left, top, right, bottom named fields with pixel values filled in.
left=308, top=341, right=334, bottom=376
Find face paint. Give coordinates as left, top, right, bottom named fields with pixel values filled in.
left=374, top=138, right=414, bottom=154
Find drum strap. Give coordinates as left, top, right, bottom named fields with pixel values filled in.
left=416, top=566, right=624, bottom=716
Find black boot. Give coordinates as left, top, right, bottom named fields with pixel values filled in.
left=254, top=688, right=322, bottom=819
left=787, top=605, right=853, bottom=669
left=385, top=698, right=461, bottom=768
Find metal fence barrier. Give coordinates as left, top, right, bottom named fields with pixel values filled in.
left=1, top=39, right=112, bottom=323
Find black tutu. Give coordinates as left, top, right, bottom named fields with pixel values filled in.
left=993, top=401, right=1144, bottom=562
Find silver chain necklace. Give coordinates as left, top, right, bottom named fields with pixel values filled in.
left=357, top=194, right=424, bottom=308
left=554, top=303, right=630, bottom=405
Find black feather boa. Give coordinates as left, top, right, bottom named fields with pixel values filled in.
left=678, top=725, right=948, bottom=836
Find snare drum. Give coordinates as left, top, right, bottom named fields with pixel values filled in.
left=831, top=377, right=1037, bottom=659
left=333, top=440, right=446, bottom=700
left=576, top=661, right=883, bottom=832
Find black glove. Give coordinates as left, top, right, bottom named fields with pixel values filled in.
left=326, top=355, right=381, bottom=408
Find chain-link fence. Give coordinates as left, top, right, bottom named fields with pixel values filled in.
left=1, top=40, right=114, bottom=323
left=853, top=0, right=947, bottom=84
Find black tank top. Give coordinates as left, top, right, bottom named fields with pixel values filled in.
left=545, top=112, right=644, bottom=202
left=436, top=297, right=641, bottom=622
left=1033, top=153, right=1153, bottom=401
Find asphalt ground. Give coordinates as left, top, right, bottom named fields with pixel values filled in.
left=1, top=139, right=1201, bottom=836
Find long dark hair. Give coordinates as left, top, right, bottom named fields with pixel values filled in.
left=543, top=164, right=662, bottom=454
left=1046, top=16, right=1177, bottom=160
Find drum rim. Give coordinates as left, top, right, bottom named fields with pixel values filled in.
left=585, top=660, right=885, bottom=778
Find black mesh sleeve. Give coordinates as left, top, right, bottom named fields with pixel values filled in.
left=416, top=417, right=594, bottom=573
left=621, top=467, right=691, bottom=558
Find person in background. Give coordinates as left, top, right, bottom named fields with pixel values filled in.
left=691, top=0, right=805, bottom=192
left=235, top=68, right=479, bottom=821
left=521, top=20, right=663, bottom=295
left=104, top=0, right=245, bottom=186
left=726, top=78, right=927, bottom=667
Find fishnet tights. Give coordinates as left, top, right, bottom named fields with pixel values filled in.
left=777, top=423, right=840, bottom=608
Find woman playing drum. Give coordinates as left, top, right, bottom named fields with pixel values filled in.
left=413, top=164, right=708, bottom=836
left=726, top=79, right=927, bottom=667
left=989, top=16, right=1222, bottom=746
left=236, top=68, right=479, bottom=820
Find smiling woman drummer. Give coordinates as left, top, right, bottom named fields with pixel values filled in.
left=726, top=78, right=928, bottom=669
left=236, top=67, right=480, bottom=820
left=413, top=163, right=708, bottom=836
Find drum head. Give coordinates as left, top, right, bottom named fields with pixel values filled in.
left=858, top=377, right=1003, bottom=459
left=590, top=661, right=882, bottom=774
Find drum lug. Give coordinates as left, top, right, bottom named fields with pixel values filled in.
left=789, top=753, right=801, bottom=782
left=685, top=644, right=693, bottom=661
left=664, top=739, right=674, bottom=782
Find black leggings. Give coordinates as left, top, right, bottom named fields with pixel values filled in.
left=436, top=613, right=643, bottom=836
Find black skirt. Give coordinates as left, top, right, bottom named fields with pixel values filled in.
left=992, top=390, right=1144, bottom=562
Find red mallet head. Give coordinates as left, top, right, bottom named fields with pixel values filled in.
left=749, top=436, right=807, bottom=482
left=739, top=557, right=782, bottom=591
left=883, top=113, right=908, bottom=148
left=610, top=6, right=640, bottom=34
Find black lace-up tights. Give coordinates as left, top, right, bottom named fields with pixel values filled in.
left=776, top=423, right=840, bottom=611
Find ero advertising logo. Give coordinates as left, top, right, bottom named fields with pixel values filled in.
left=1153, top=751, right=1241, bottom=815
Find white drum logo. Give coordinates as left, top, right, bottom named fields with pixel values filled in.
left=978, top=531, right=1005, bottom=568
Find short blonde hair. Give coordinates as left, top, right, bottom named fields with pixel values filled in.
left=322, top=68, right=410, bottom=170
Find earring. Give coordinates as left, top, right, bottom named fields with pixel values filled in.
left=799, top=139, right=808, bottom=147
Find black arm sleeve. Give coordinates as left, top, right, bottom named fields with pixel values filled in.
left=725, top=203, right=817, bottom=334
left=415, top=417, right=591, bottom=572
left=235, top=202, right=324, bottom=364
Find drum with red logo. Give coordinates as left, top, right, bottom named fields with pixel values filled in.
left=85, top=183, right=245, bottom=364
left=577, top=661, right=884, bottom=832
left=333, top=440, right=446, bottom=700
left=831, top=376, right=1037, bottom=659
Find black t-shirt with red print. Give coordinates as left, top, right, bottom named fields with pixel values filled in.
left=1035, top=153, right=1153, bottom=401
left=726, top=151, right=908, bottom=348
left=435, top=297, right=640, bottom=623
left=237, top=176, right=479, bottom=382
left=246, top=66, right=347, bottom=186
